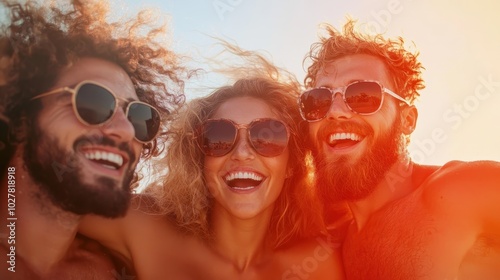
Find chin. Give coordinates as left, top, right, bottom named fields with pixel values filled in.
left=227, top=203, right=264, bottom=219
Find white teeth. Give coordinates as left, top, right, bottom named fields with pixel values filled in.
left=328, top=132, right=362, bottom=144
left=83, top=150, right=124, bottom=168
left=224, top=171, right=263, bottom=182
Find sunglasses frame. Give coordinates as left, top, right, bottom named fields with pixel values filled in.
left=196, top=118, right=290, bottom=157
left=299, top=80, right=410, bottom=122
left=31, top=80, right=161, bottom=143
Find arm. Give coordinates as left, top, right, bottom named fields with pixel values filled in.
left=78, top=194, right=229, bottom=279
left=78, top=213, right=131, bottom=260
left=78, top=194, right=185, bottom=277
left=77, top=195, right=153, bottom=260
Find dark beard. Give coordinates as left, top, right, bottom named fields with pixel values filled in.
left=314, top=116, right=405, bottom=203
left=23, top=125, right=135, bottom=218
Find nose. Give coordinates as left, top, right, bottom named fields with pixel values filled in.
left=101, top=108, right=136, bottom=143
left=230, top=130, right=255, bottom=161
left=326, top=92, right=353, bottom=120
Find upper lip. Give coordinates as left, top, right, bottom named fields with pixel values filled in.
left=79, top=146, right=129, bottom=169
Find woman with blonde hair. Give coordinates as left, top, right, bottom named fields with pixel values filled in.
left=79, top=47, right=344, bottom=279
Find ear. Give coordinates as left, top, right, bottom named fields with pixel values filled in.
left=401, top=105, right=418, bottom=135
left=285, top=167, right=293, bottom=178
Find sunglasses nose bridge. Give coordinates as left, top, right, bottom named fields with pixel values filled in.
left=326, top=89, right=354, bottom=119
left=229, top=127, right=255, bottom=160
left=101, top=106, right=136, bottom=143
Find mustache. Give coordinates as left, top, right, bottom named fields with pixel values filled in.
left=72, top=135, right=136, bottom=163
left=317, top=120, right=374, bottom=140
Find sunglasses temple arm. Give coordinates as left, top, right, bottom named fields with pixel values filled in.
left=384, top=89, right=409, bottom=105
left=30, top=87, right=73, bottom=100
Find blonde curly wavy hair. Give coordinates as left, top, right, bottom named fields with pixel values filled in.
left=147, top=46, right=325, bottom=249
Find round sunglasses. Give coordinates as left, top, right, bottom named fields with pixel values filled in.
left=298, top=80, right=409, bottom=122
left=196, top=118, right=290, bottom=157
left=31, top=80, right=161, bottom=143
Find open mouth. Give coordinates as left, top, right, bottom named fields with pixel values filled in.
left=82, top=150, right=125, bottom=170
left=327, top=132, right=363, bottom=149
left=224, top=171, right=264, bottom=191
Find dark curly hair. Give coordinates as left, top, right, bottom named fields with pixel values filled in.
left=0, top=0, right=188, bottom=162
left=304, top=18, right=425, bottom=105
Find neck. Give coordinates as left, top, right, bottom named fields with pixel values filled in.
left=347, top=157, right=415, bottom=231
left=0, top=149, right=80, bottom=276
left=210, top=203, right=274, bottom=272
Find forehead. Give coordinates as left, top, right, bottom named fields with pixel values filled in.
left=211, top=97, right=280, bottom=124
left=52, top=57, right=137, bottom=100
left=315, top=54, right=392, bottom=88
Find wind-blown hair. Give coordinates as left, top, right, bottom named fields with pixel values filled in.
left=0, top=0, right=187, bottom=161
left=147, top=47, right=325, bottom=249
left=304, top=18, right=425, bottom=105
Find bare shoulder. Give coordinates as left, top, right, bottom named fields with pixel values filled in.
left=421, top=160, right=500, bottom=196
left=420, top=160, right=500, bottom=229
left=276, top=235, right=345, bottom=280
left=427, top=160, right=500, bottom=179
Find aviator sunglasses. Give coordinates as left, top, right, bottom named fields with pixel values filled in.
left=31, top=80, right=161, bottom=143
left=196, top=118, right=290, bottom=157
left=298, top=80, right=410, bottom=122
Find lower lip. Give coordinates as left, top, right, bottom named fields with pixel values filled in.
left=226, top=182, right=263, bottom=194
left=324, top=138, right=365, bottom=154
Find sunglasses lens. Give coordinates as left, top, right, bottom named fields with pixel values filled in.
left=128, top=103, right=161, bottom=142
left=345, top=82, right=383, bottom=114
left=200, top=120, right=237, bottom=156
left=75, top=83, right=116, bottom=125
left=249, top=119, right=288, bottom=157
left=299, top=88, right=333, bottom=121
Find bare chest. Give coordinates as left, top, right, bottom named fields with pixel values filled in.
left=1, top=239, right=123, bottom=280
left=343, top=199, right=500, bottom=280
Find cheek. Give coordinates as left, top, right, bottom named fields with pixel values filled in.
left=367, top=111, right=398, bottom=139
left=203, top=157, right=224, bottom=196
left=267, top=151, right=290, bottom=190
left=203, top=156, right=218, bottom=176
left=37, top=106, right=87, bottom=145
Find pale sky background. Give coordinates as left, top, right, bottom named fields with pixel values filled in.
left=116, top=0, right=500, bottom=166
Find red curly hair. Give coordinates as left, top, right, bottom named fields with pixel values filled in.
left=304, top=18, right=425, bottom=105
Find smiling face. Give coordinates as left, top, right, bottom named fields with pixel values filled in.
left=203, top=96, right=290, bottom=220
left=308, top=54, right=406, bottom=202
left=23, top=57, right=142, bottom=217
